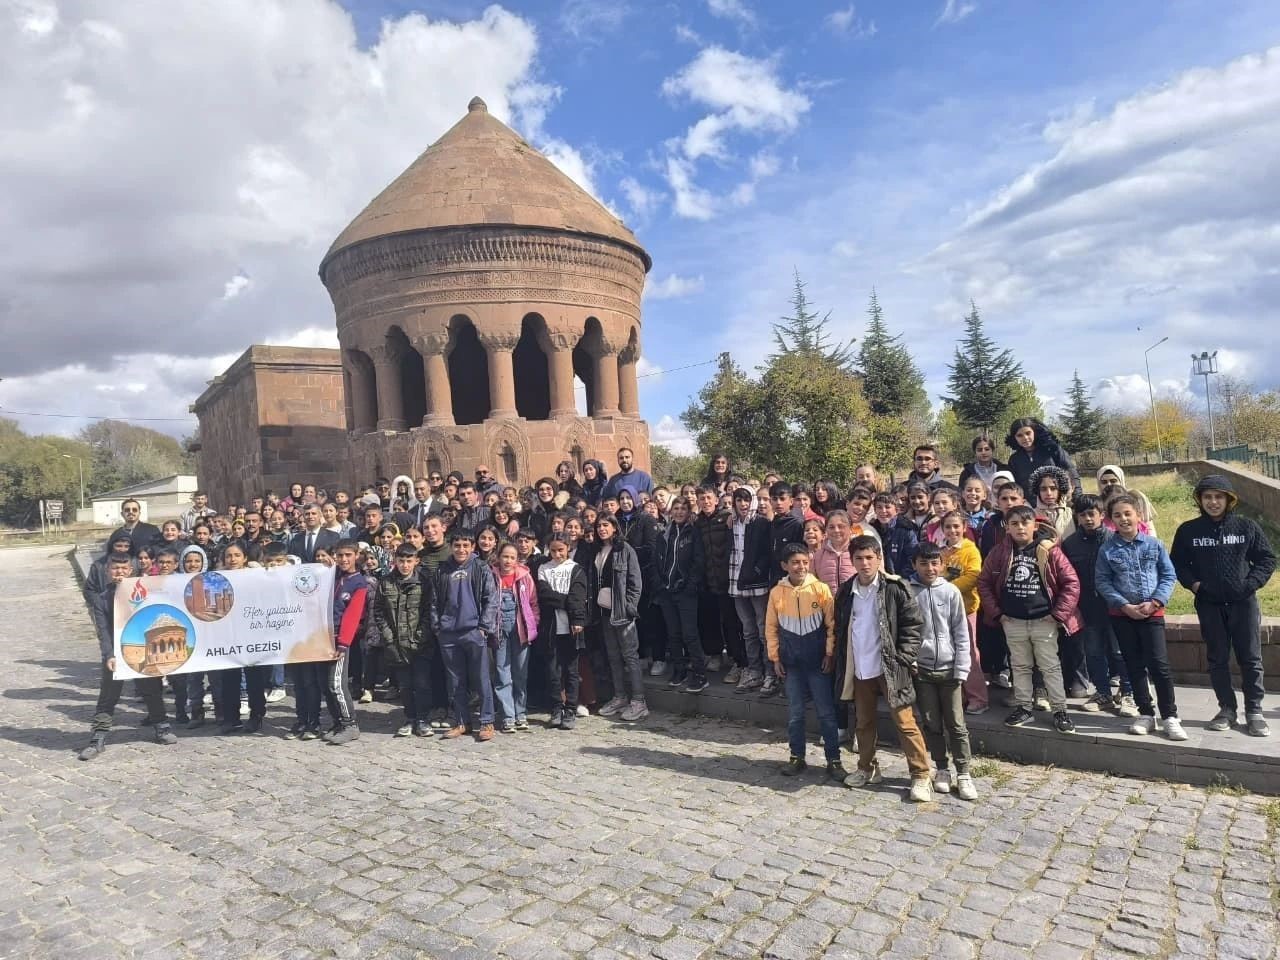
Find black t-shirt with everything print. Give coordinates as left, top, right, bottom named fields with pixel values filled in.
left=1002, top=543, right=1051, bottom=620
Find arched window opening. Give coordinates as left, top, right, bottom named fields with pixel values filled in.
left=448, top=317, right=490, bottom=425
left=513, top=315, right=551, bottom=420
left=388, top=327, right=426, bottom=427
left=345, top=348, right=378, bottom=433
left=497, top=442, right=518, bottom=484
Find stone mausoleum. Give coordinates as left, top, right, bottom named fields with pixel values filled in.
left=194, top=97, right=651, bottom=504
left=325, top=95, right=652, bottom=483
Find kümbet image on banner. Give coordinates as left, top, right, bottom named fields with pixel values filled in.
left=112, top=565, right=337, bottom=679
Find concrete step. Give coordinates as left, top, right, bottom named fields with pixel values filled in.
left=640, top=673, right=1280, bottom=794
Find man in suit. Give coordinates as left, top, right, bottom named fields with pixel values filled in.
left=109, top=499, right=161, bottom=551
left=288, top=504, right=339, bottom=563
left=397, top=477, right=446, bottom=532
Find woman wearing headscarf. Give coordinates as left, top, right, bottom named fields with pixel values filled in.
left=581, top=459, right=608, bottom=507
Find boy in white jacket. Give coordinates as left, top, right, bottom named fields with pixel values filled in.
left=910, top=543, right=978, bottom=801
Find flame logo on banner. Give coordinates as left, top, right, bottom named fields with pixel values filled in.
left=130, top=580, right=148, bottom=606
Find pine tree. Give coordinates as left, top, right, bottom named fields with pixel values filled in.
left=771, top=270, right=856, bottom=369
left=855, top=289, right=927, bottom=418
left=1058, top=370, right=1107, bottom=451
left=940, top=302, right=1024, bottom=435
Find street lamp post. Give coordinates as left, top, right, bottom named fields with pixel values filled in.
left=1144, top=336, right=1169, bottom=462
left=1191, top=350, right=1219, bottom=452
left=61, top=454, right=85, bottom=510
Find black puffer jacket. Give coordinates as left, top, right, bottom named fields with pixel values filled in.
left=694, top=507, right=732, bottom=593
left=1006, top=421, right=1081, bottom=496
left=657, top=521, right=704, bottom=595
left=1060, top=526, right=1111, bottom=622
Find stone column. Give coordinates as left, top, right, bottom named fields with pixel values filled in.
left=544, top=331, right=577, bottom=417
left=481, top=332, right=519, bottom=418
left=371, top=345, right=406, bottom=432
left=593, top=343, right=620, bottom=417
left=414, top=333, right=453, bottom=425
left=618, top=349, right=640, bottom=417
left=347, top=354, right=377, bottom=434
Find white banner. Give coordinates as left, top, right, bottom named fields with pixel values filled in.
left=112, top=565, right=336, bottom=679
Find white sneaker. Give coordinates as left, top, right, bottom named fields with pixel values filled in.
left=1163, top=717, right=1188, bottom=741
left=844, top=764, right=882, bottom=788
left=265, top=687, right=287, bottom=704
left=955, top=774, right=978, bottom=801
left=1129, top=716, right=1155, bottom=736
left=933, top=769, right=952, bottom=794
left=649, top=660, right=667, bottom=677
left=908, top=778, right=935, bottom=803
left=575, top=705, right=589, bottom=718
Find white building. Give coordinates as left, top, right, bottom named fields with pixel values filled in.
left=78, top=475, right=199, bottom=526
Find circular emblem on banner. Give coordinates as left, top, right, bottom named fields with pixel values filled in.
left=120, top=604, right=195, bottom=676
left=293, top=569, right=320, bottom=596
left=184, top=572, right=234, bottom=623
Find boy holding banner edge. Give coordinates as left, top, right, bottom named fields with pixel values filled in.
left=326, top=540, right=371, bottom=745
left=80, top=555, right=178, bottom=761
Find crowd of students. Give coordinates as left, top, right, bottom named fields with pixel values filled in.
left=79, top=420, right=1276, bottom=805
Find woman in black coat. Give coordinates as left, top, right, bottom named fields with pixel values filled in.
left=1005, top=418, right=1082, bottom=497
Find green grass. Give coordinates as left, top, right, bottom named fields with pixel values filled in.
left=969, top=758, right=1013, bottom=787
left=1203, top=774, right=1248, bottom=797
left=1262, top=800, right=1280, bottom=840
left=1126, top=472, right=1280, bottom=617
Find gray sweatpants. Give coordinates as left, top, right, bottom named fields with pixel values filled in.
left=914, top=675, right=971, bottom=773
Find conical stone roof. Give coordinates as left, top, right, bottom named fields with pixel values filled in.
left=323, top=97, right=648, bottom=269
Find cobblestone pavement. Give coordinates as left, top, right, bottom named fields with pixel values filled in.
left=1, top=544, right=1277, bottom=960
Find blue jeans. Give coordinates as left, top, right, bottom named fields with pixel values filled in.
left=441, top=634, right=494, bottom=727
left=492, top=623, right=529, bottom=726
left=784, top=663, right=840, bottom=763
left=268, top=663, right=286, bottom=690
left=1078, top=620, right=1132, bottom=697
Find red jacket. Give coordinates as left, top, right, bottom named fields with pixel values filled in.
left=977, top=535, right=1081, bottom=635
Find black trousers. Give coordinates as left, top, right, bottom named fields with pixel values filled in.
left=1113, top=617, right=1177, bottom=719
left=291, top=662, right=324, bottom=729
left=396, top=651, right=433, bottom=722
left=978, top=620, right=1009, bottom=676
left=219, top=666, right=268, bottom=723
left=1197, top=594, right=1266, bottom=714
left=93, top=666, right=165, bottom=732
left=698, top=591, right=744, bottom=666
left=547, top=634, right=581, bottom=710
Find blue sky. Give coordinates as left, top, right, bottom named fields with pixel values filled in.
left=2, top=0, right=1278, bottom=453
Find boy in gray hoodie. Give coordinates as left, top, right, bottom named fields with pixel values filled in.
left=910, top=544, right=977, bottom=801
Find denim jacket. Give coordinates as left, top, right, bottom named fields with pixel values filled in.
left=1095, top=532, right=1175, bottom=612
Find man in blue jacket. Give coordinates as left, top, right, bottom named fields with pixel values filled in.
left=1171, top=475, right=1276, bottom=737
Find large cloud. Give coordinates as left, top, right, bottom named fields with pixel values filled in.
left=0, top=0, right=581, bottom=433
left=929, top=47, right=1280, bottom=388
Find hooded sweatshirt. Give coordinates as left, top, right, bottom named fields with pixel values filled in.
left=910, top=578, right=971, bottom=680
left=1096, top=464, right=1158, bottom=535
left=1170, top=475, right=1277, bottom=604
left=179, top=544, right=208, bottom=573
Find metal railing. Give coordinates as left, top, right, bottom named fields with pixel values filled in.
left=1207, top=445, right=1280, bottom=481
